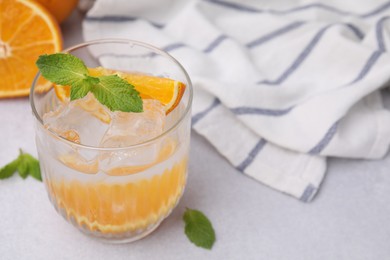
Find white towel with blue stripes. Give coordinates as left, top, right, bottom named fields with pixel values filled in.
left=82, top=0, right=390, bottom=202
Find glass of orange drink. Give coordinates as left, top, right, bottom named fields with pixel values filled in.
left=30, top=39, right=192, bottom=243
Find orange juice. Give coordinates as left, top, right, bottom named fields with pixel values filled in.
left=46, top=157, right=187, bottom=235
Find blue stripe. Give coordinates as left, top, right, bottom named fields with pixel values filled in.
left=259, top=25, right=330, bottom=85
left=272, top=3, right=349, bottom=16
left=376, top=17, right=390, bottom=51
left=236, top=139, right=267, bottom=172
left=85, top=16, right=138, bottom=22
left=205, top=0, right=390, bottom=19
left=204, top=35, right=228, bottom=53
left=205, top=0, right=260, bottom=13
left=349, top=50, right=383, bottom=84
left=231, top=106, right=292, bottom=116
left=246, top=21, right=306, bottom=48
left=300, top=184, right=317, bottom=202
left=309, top=122, right=338, bottom=154
left=162, top=43, right=186, bottom=53
left=192, top=98, right=221, bottom=126
left=85, top=16, right=164, bottom=28
left=345, top=23, right=365, bottom=40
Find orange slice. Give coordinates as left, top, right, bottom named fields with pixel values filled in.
left=60, top=129, right=80, bottom=144
left=120, top=72, right=186, bottom=115
left=54, top=67, right=186, bottom=114
left=58, top=153, right=99, bottom=175
left=0, top=0, right=62, bottom=98
left=54, top=83, right=70, bottom=102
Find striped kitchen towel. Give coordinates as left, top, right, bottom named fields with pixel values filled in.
left=82, top=0, right=390, bottom=202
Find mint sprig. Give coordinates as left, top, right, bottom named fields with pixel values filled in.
left=0, top=149, right=42, bottom=181
left=36, top=53, right=143, bottom=112
left=183, top=208, right=216, bottom=250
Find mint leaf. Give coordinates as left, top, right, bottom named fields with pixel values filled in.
left=0, top=158, right=20, bottom=179
left=19, top=152, right=42, bottom=181
left=36, top=53, right=89, bottom=86
left=27, top=156, right=42, bottom=181
left=91, top=75, right=143, bottom=112
left=17, top=154, right=30, bottom=179
left=0, top=150, right=42, bottom=182
left=36, top=53, right=143, bottom=113
left=70, top=83, right=91, bottom=100
left=183, top=208, right=216, bottom=250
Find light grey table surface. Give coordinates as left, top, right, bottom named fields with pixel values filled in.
left=1, top=11, right=390, bottom=260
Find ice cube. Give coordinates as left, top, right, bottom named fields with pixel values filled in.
left=99, top=99, right=166, bottom=172
left=43, top=93, right=112, bottom=147
left=100, top=99, right=165, bottom=147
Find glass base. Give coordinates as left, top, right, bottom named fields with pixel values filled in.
left=48, top=191, right=177, bottom=244
left=80, top=221, right=162, bottom=244
left=63, top=207, right=166, bottom=244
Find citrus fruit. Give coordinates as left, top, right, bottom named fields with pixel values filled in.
left=112, top=70, right=186, bottom=115
left=35, top=0, right=79, bottom=23
left=0, top=0, right=62, bottom=98
left=60, top=129, right=80, bottom=144
left=58, top=153, right=99, bottom=174
left=54, top=67, right=186, bottom=114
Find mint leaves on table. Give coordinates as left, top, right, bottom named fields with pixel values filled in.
left=183, top=208, right=216, bottom=250
left=36, top=53, right=143, bottom=113
left=0, top=149, right=42, bottom=181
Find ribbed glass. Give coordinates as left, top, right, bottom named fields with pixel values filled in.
left=30, top=40, right=192, bottom=243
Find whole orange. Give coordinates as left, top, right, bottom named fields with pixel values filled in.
left=35, top=0, right=79, bottom=23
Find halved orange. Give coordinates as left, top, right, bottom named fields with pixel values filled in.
left=54, top=67, right=186, bottom=114
left=35, top=0, right=79, bottom=23
left=0, top=0, right=62, bottom=98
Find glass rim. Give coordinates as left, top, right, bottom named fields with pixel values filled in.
left=30, top=38, right=193, bottom=151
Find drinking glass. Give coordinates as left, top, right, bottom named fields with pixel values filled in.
left=30, top=39, right=192, bottom=243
